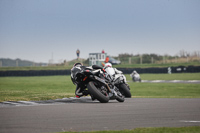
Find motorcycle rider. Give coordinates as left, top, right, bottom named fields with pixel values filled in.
left=104, top=63, right=125, bottom=79
left=71, top=63, right=108, bottom=98
left=104, top=62, right=130, bottom=87
left=71, top=63, right=88, bottom=98
left=130, top=70, right=141, bottom=82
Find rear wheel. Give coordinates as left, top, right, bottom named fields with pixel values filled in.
left=116, top=90, right=125, bottom=102
left=87, top=81, right=109, bottom=103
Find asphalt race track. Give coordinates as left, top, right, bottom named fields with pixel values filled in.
left=141, top=80, right=200, bottom=84
left=0, top=98, right=200, bottom=133
left=127, top=80, right=200, bottom=84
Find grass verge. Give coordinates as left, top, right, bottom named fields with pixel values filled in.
left=135, top=73, right=200, bottom=81
left=59, top=126, right=200, bottom=133
left=0, top=76, right=74, bottom=102
left=0, top=62, right=199, bottom=71
left=0, top=73, right=200, bottom=102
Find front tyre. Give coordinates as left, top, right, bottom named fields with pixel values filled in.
left=119, top=83, right=132, bottom=98
left=87, top=81, right=109, bottom=103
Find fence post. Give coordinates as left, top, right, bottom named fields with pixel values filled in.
left=151, top=57, right=154, bottom=64
left=140, top=55, right=143, bottom=64
left=163, top=56, right=165, bottom=64
left=16, top=60, right=18, bottom=67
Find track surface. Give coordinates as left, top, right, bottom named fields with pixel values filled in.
left=141, top=80, right=200, bottom=84
left=128, top=80, right=200, bottom=84
left=0, top=98, right=200, bottom=133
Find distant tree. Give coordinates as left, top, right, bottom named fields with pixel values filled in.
left=118, top=53, right=133, bottom=57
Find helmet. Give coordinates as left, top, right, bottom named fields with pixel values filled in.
left=71, top=63, right=83, bottom=85
left=71, top=63, right=83, bottom=77
left=133, top=71, right=137, bottom=74
left=73, top=63, right=83, bottom=67
left=104, top=63, right=112, bottom=68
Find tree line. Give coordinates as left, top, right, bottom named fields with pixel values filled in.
left=115, top=51, right=200, bottom=64
left=0, top=58, right=47, bottom=67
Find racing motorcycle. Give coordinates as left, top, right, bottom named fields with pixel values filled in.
left=71, top=63, right=124, bottom=103
left=130, top=70, right=141, bottom=82
left=104, top=63, right=132, bottom=98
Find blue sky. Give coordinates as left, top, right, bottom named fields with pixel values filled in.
left=0, top=0, right=199, bottom=63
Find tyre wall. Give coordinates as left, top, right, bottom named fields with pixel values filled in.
left=118, top=66, right=200, bottom=74
left=0, top=66, right=199, bottom=77
left=0, top=70, right=71, bottom=77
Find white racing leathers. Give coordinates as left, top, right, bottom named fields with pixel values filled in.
left=104, top=67, right=131, bottom=98
left=130, top=71, right=141, bottom=82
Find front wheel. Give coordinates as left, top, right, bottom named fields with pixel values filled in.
left=87, top=81, right=109, bottom=103
left=118, top=83, right=132, bottom=98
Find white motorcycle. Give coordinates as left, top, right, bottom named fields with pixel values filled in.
left=130, top=71, right=141, bottom=82
left=104, top=63, right=131, bottom=98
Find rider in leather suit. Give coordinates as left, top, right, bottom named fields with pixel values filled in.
left=71, top=63, right=107, bottom=98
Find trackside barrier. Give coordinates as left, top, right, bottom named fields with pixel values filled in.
left=0, top=66, right=199, bottom=77
left=0, top=70, right=71, bottom=77
left=118, top=66, right=200, bottom=74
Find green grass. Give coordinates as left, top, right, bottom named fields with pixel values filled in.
left=129, top=83, right=200, bottom=98
left=126, top=73, right=200, bottom=80
left=60, top=126, right=200, bottom=133
left=0, top=76, right=75, bottom=102
left=113, top=62, right=200, bottom=68
left=126, top=73, right=200, bottom=98
left=0, top=73, right=200, bottom=102
left=0, top=62, right=199, bottom=71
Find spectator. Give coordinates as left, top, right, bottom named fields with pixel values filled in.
left=105, top=56, right=109, bottom=63
left=76, top=49, right=80, bottom=59
left=102, top=56, right=109, bottom=66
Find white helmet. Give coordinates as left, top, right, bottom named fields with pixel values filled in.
left=133, top=71, right=137, bottom=74
left=104, top=63, right=112, bottom=68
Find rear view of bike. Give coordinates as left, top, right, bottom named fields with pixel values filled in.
left=71, top=63, right=125, bottom=103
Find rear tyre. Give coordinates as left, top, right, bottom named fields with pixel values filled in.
left=87, top=81, right=109, bottom=103
left=119, top=83, right=132, bottom=98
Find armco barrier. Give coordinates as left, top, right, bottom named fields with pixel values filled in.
left=0, top=66, right=199, bottom=77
